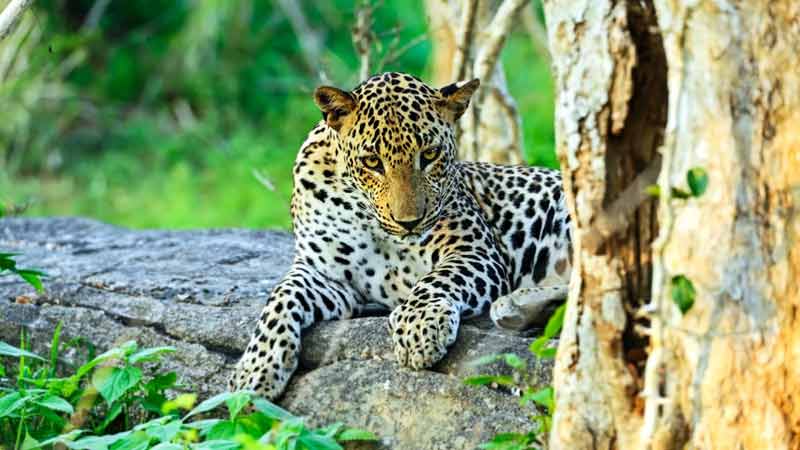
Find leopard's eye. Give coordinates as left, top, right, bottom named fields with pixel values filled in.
left=420, top=146, right=441, bottom=168
left=362, top=155, right=384, bottom=173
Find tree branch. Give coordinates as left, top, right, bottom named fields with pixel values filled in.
left=452, top=0, right=478, bottom=82
left=352, top=0, right=377, bottom=82
left=473, top=0, right=529, bottom=84
left=0, top=0, right=34, bottom=41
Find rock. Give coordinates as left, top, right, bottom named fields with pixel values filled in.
left=0, top=217, right=553, bottom=450
left=284, top=360, right=531, bottom=450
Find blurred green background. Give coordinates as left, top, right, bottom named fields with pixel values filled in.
left=1, top=0, right=554, bottom=230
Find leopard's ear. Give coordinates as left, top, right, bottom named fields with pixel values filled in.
left=436, top=79, right=480, bottom=122
left=314, top=86, right=357, bottom=132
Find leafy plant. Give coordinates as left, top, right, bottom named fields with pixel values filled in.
left=0, top=253, right=45, bottom=293
left=0, top=333, right=377, bottom=450
left=466, top=304, right=566, bottom=450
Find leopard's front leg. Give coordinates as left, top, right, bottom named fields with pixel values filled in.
left=390, top=247, right=509, bottom=369
left=230, top=258, right=362, bottom=399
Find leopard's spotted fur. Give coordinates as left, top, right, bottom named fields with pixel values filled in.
left=230, top=72, right=571, bottom=399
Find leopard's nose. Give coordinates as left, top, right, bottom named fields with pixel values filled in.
left=394, top=215, right=423, bottom=232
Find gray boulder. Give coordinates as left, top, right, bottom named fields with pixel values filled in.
left=0, top=217, right=552, bottom=450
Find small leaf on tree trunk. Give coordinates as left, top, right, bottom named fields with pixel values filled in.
left=671, top=275, right=696, bottom=314
left=687, top=167, right=709, bottom=197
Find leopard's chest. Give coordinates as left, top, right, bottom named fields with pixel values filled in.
left=323, top=225, right=433, bottom=309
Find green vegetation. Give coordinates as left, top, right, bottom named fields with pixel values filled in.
left=0, top=253, right=45, bottom=294
left=1, top=1, right=554, bottom=229
left=645, top=166, right=709, bottom=315
left=0, top=331, right=377, bottom=449
left=0, top=205, right=46, bottom=292
left=465, top=304, right=565, bottom=450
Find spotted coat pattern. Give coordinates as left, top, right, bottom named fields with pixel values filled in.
left=230, top=73, right=572, bottom=399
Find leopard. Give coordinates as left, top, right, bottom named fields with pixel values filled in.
left=230, top=72, right=572, bottom=399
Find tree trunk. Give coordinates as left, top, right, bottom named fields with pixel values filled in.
left=424, top=0, right=526, bottom=164
left=545, top=0, right=800, bottom=448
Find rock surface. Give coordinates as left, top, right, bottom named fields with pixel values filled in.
left=0, top=217, right=552, bottom=450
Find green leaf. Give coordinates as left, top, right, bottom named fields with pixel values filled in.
left=205, top=420, right=237, bottom=440
left=141, top=391, right=168, bottom=415
left=0, top=255, right=16, bottom=270
left=63, top=431, right=132, bottom=450
left=503, top=353, right=525, bottom=370
left=151, top=445, right=183, bottom=450
left=118, top=340, right=139, bottom=357
left=22, top=432, right=41, bottom=450
left=162, top=393, right=197, bottom=414
left=529, top=336, right=548, bottom=357
left=74, top=346, right=128, bottom=380
left=184, top=418, right=222, bottom=432
left=0, top=392, right=27, bottom=417
left=15, top=269, right=45, bottom=293
left=644, top=184, right=661, bottom=198
left=538, top=347, right=557, bottom=359
left=687, top=167, right=709, bottom=197
left=524, top=386, right=554, bottom=413
left=151, top=444, right=183, bottom=450
left=145, top=419, right=182, bottom=443
left=225, top=390, right=251, bottom=420
left=0, top=341, right=45, bottom=360
left=94, top=365, right=143, bottom=406
left=185, top=391, right=234, bottom=418
left=543, top=304, right=566, bottom=339
left=145, top=372, right=178, bottom=394
left=49, top=321, right=63, bottom=373
left=316, top=422, right=343, bottom=438
left=478, top=431, right=533, bottom=449
left=251, top=397, right=294, bottom=421
left=297, top=432, right=343, bottom=450
left=129, top=346, right=176, bottom=364
left=463, top=375, right=514, bottom=386
left=337, top=428, right=378, bottom=441
left=108, top=431, right=150, bottom=450
left=35, top=394, right=74, bottom=414
left=192, top=440, right=241, bottom=450
left=670, top=275, right=696, bottom=314
left=94, top=402, right=123, bottom=433
left=238, top=412, right=275, bottom=436
left=38, top=429, right=84, bottom=447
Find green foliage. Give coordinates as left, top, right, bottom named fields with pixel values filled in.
left=686, top=167, right=709, bottom=197
left=466, top=303, right=566, bottom=450
left=0, top=333, right=376, bottom=450
left=528, top=304, right=564, bottom=360
left=0, top=253, right=46, bottom=293
left=670, top=275, right=696, bottom=314
left=645, top=167, right=709, bottom=200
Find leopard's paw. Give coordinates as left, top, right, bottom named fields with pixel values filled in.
left=389, top=300, right=460, bottom=369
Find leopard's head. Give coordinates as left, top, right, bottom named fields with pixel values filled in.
left=313, top=72, right=479, bottom=236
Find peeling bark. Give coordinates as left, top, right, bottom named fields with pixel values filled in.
left=545, top=0, right=800, bottom=448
